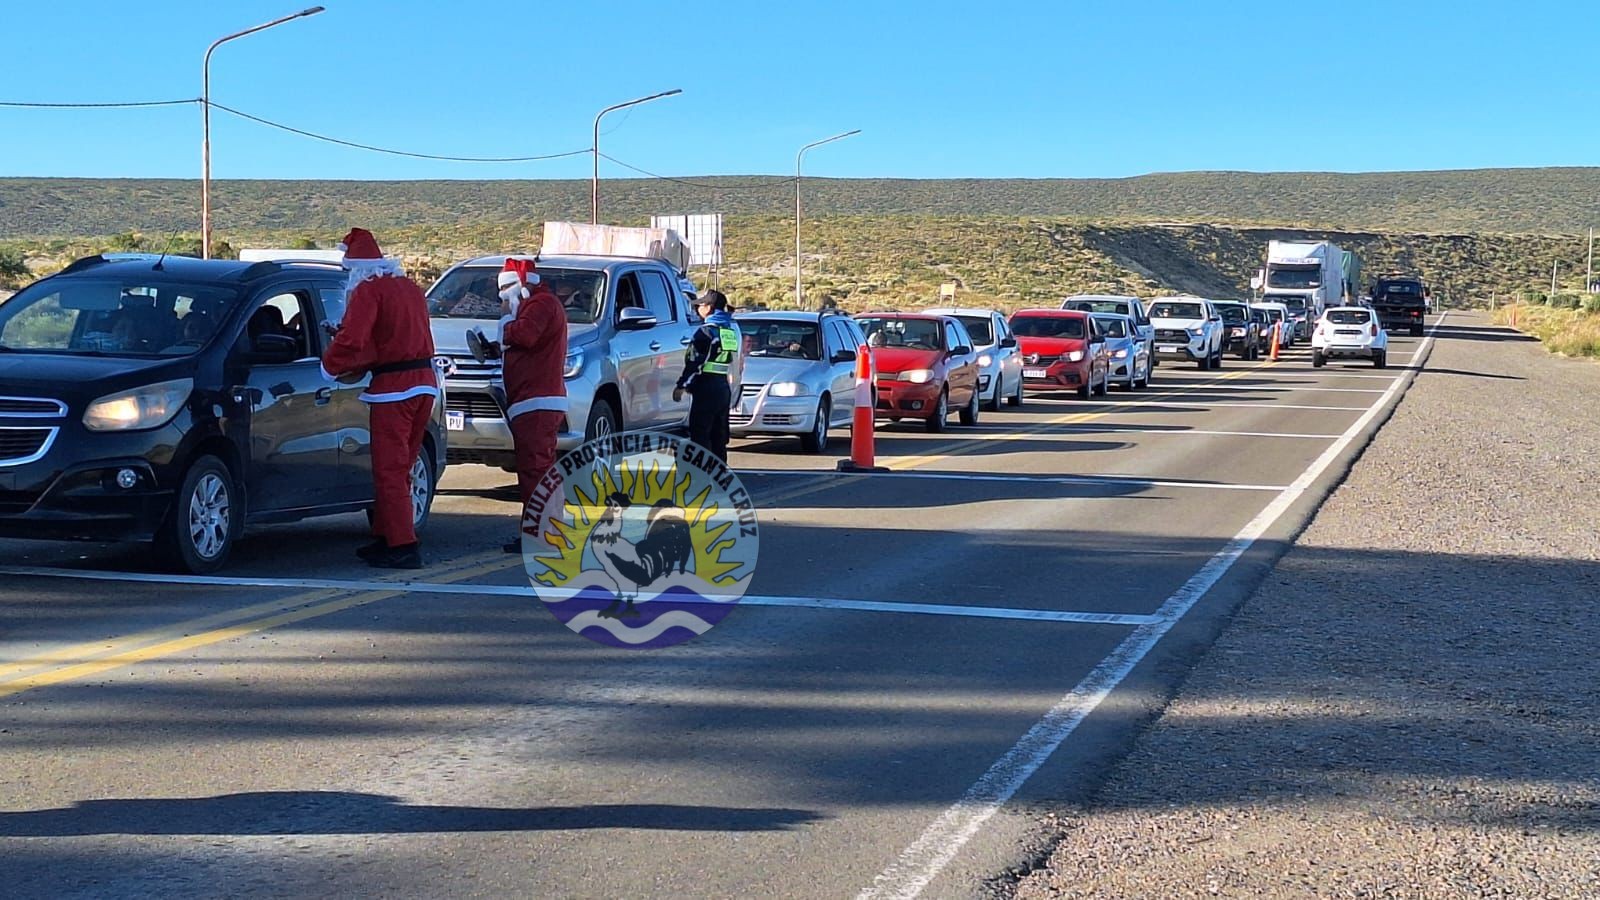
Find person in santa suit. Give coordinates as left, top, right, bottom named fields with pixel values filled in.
left=493, top=257, right=568, bottom=554
left=321, top=228, right=438, bottom=569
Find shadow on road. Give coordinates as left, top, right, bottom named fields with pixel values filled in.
left=0, top=791, right=825, bottom=836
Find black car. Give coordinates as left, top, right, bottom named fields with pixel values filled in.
left=0, top=253, right=447, bottom=572
left=1212, top=301, right=1261, bottom=360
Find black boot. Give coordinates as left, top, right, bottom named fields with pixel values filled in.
left=368, top=542, right=423, bottom=570
left=356, top=539, right=387, bottom=562
left=502, top=536, right=523, bottom=554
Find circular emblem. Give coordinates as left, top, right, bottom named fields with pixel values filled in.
left=1025, top=353, right=1040, bottom=364
left=432, top=355, right=458, bottom=377
left=521, top=432, right=759, bottom=649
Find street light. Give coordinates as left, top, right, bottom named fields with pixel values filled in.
left=591, top=88, right=682, bottom=224
left=202, top=6, right=325, bottom=259
left=795, top=129, right=859, bottom=308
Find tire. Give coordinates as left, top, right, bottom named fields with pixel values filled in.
left=1312, top=351, right=1326, bottom=368
left=584, top=397, right=620, bottom=443
left=1136, top=358, right=1151, bottom=389
left=1210, top=348, right=1224, bottom=370
left=1194, top=354, right=1208, bottom=370
left=985, top=379, right=1003, bottom=412
left=1093, top=369, right=1109, bottom=397
left=1076, top=382, right=1091, bottom=400
left=924, top=389, right=948, bottom=433
left=1373, top=351, right=1387, bottom=369
left=959, top=388, right=980, bottom=426
left=410, top=444, right=437, bottom=532
left=1006, top=377, right=1024, bottom=407
left=157, top=455, right=238, bottom=574
left=1410, top=325, right=1424, bottom=337
left=800, top=397, right=830, bottom=453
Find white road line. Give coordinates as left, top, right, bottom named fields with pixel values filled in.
left=968, top=426, right=1342, bottom=440
left=857, top=313, right=1447, bottom=900
left=1153, top=383, right=1388, bottom=393
left=0, top=566, right=1158, bottom=627
left=1064, top=399, right=1369, bottom=411
left=739, top=469, right=1288, bottom=492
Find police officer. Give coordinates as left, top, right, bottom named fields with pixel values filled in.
left=674, top=289, right=741, bottom=463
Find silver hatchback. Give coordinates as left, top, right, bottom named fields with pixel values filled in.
left=731, top=311, right=868, bottom=453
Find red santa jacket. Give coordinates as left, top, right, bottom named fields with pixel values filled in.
left=321, top=274, right=439, bottom=403
left=499, top=284, right=568, bottom=419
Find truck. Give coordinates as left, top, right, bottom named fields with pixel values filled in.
left=1260, top=240, right=1352, bottom=340
left=1368, top=272, right=1429, bottom=336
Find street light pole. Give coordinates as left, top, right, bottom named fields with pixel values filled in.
left=202, top=6, right=324, bottom=259
left=795, top=129, right=859, bottom=309
left=590, top=89, right=682, bottom=225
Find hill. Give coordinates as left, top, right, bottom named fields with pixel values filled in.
left=3, top=167, right=1600, bottom=238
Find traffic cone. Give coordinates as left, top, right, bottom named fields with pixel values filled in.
left=1269, top=322, right=1281, bottom=361
left=837, top=343, right=888, bottom=473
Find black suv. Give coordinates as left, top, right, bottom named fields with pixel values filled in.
left=0, top=254, right=447, bottom=572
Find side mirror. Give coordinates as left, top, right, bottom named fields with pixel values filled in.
left=950, top=345, right=973, bottom=356
left=242, top=332, right=299, bottom=364
left=616, top=308, right=658, bottom=331
left=831, top=348, right=857, bottom=364
left=1090, top=335, right=1106, bottom=344
left=999, top=336, right=1018, bottom=348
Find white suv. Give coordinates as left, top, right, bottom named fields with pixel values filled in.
left=1148, top=296, right=1225, bottom=370
left=1311, top=306, right=1389, bottom=368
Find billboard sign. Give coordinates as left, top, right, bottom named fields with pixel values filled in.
left=651, top=214, right=723, bottom=268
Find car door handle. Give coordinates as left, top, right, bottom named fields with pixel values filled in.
left=315, top=387, right=333, bottom=405
left=680, top=336, right=693, bottom=345
left=649, top=341, right=663, bottom=351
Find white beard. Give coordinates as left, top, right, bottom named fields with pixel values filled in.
left=343, top=257, right=403, bottom=292
left=500, top=285, right=524, bottom=315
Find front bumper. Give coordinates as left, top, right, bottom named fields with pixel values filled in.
left=1020, top=360, right=1088, bottom=389
left=730, top=388, right=818, bottom=435
left=874, top=379, right=942, bottom=415
left=0, top=457, right=174, bottom=542
left=1152, top=340, right=1206, bottom=361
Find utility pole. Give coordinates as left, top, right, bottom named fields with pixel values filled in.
left=1552, top=261, right=1559, bottom=303
left=1588, top=227, right=1594, bottom=293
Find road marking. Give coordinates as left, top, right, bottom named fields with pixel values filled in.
left=0, top=566, right=1159, bottom=628
left=1067, top=399, right=1370, bottom=411
left=0, top=552, right=510, bottom=698
left=741, top=468, right=1288, bottom=492
left=858, top=314, right=1448, bottom=900
left=963, top=425, right=1343, bottom=440
left=1153, top=383, right=1388, bottom=393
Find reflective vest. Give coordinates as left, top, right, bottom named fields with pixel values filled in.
left=696, top=325, right=739, bottom=376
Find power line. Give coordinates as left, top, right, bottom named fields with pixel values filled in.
left=209, top=102, right=592, bottom=163
left=599, top=153, right=795, bottom=191
left=0, top=98, right=198, bottom=108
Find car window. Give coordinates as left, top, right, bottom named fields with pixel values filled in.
left=1216, top=305, right=1248, bottom=324
left=637, top=270, right=676, bottom=324
left=1149, top=301, right=1203, bottom=319
left=741, top=318, right=821, bottom=360
left=318, top=286, right=347, bottom=327
left=0, top=277, right=239, bottom=357
left=858, top=316, right=944, bottom=351
left=613, top=273, right=646, bottom=319
left=241, top=290, right=315, bottom=359
left=1327, top=309, right=1371, bottom=325
left=825, top=319, right=854, bottom=356
left=427, top=265, right=605, bottom=325
left=1094, top=316, right=1128, bottom=338
left=1010, top=315, right=1085, bottom=339
left=953, top=315, right=993, bottom=346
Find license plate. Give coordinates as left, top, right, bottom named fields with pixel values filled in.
left=446, top=410, right=465, bottom=432
left=1023, top=367, right=1047, bottom=378
left=1157, top=345, right=1182, bottom=353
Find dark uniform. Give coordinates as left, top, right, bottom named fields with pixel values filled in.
left=676, top=297, right=741, bottom=463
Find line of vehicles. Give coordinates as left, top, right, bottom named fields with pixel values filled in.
left=0, top=224, right=1428, bottom=573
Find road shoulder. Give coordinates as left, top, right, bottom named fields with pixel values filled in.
left=1008, top=312, right=1600, bottom=899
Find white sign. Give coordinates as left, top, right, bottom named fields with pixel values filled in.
left=651, top=214, right=723, bottom=268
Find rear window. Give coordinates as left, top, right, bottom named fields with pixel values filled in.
left=857, top=316, right=944, bottom=350
left=1010, top=315, right=1085, bottom=339
left=1327, top=309, right=1371, bottom=325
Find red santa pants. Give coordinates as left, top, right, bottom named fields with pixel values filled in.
left=512, top=410, right=563, bottom=529
left=369, top=394, right=435, bottom=548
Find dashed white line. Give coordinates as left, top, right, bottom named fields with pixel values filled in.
left=741, top=468, right=1289, bottom=492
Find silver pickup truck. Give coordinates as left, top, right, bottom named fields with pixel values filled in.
left=426, top=254, right=702, bottom=469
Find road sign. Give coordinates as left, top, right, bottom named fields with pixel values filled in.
left=651, top=214, right=723, bottom=268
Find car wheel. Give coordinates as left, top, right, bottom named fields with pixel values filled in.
left=1093, top=369, right=1109, bottom=397
left=410, top=444, right=437, bottom=531
left=985, top=378, right=1003, bottom=412
left=924, top=389, right=948, bottom=433
left=1194, top=354, right=1208, bottom=370
left=1076, top=382, right=1091, bottom=400
left=1007, top=377, right=1024, bottom=407
left=1373, top=351, right=1387, bottom=369
left=157, top=454, right=238, bottom=574
left=800, top=397, right=830, bottom=453
left=959, top=388, right=980, bottom=426
left=585, top=397, right=620, bottom=443
left=1136, top=359, right=1150, bottom=389
left=1313, top=351, right=1326, bottom=368
left=1210, top=348, right=1224, bottom=370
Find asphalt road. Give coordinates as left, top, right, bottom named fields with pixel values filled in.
left=0, top=320, right=1442, bottom=899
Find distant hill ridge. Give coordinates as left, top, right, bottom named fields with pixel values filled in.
left=2, top=167, right=1598, bottom=238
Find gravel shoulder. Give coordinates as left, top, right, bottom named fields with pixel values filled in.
left=1010, top=312, right=1600, bottom=899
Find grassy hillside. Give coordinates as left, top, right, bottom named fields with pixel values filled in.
left=4, top=166, right=1600, bottom=238
left=5, top=217, right=1592, bottom=313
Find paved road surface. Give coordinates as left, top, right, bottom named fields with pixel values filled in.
left=0, top=320, right=1441, bottom=898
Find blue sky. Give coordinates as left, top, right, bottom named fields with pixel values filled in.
left=3, top=0, right=1594, bottom=181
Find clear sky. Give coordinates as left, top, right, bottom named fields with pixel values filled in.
left=3, top=0, right=1595, bottom=181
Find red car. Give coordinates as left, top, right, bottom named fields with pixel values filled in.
left=855, top=313, right=982, bottom=432
left=1009, top=309, right=1110, bottom=399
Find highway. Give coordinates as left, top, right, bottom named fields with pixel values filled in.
left=0, top=320, right=1440, bottom=898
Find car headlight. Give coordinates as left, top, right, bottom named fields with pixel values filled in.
left=1112, top=348, right=1129, bottom=359
left=1187, top=328, right=1202, bottom=337
left=900, top=369, right=935, bottom=384
left=977, top=353, right=994, bottom=367
left=83, top=378, right=193, bottom=432
left=1230, top=327, right=1245, bottom=336
left=1066, top=350, right=1085, bottom=363
left=563, top=350, right=584, bottom=379
left=768, top=381, right=812, bottom=397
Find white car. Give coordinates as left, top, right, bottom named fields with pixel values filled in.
left=1311, top=306, right=1389, bottom=368
left=1251, top=301, right=1294, bottom=349
left=924, top=306, right=1024, bottom=410
left=1148, top=296, right=1225, bottom=370
left=732, top=310, right=869, bottom=452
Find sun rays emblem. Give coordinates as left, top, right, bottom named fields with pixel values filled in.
left=520, top=432, right=759, bottom=649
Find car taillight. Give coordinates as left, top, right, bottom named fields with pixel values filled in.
left=1371, top=323, right=1378, bottom=336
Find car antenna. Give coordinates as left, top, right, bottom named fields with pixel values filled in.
left=152, top=226, right=184, bottom=271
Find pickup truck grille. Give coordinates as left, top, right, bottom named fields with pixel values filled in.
left=445, top=391, right=504, bottom=419
left=1155, top=329, right=1190, bottom=342
left=0, top=427, right=56, bottom=465
left=443, top=353, right=498, bottom=385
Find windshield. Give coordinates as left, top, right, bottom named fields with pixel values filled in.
left=953, top=316, right=994, bottom=345
left=740, top=318, right=821, bottom=360
left=0, top=277, right=239, bottom=357
left=857, top=317, right=944, bottom=351
left=1216, top=305, right=1248, bottom=324
left=1064, top=298, right=1130, bottom=316
left=1094, top=316, right=1128, bottom=338
left=1149, top=301, right=1203, bottom=319
left=428, top=265, right=606, bottom=325
left=1265, top=295, right=1307, bottom=312
left=1010, top=315, right=1085, bottom=339
left=1268, top=266, right=1321, bottom=289
left=1327, top=309, right=1371, bottom=325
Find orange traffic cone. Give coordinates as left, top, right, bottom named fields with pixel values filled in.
left=1269, top=322, right=1282, bottom=361
left=837, top=343, right=888, bottom=473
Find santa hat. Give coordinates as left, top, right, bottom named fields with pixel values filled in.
left=337, top=228, right=384, bottom=261
left=497, top=256, right=540, bottom=299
